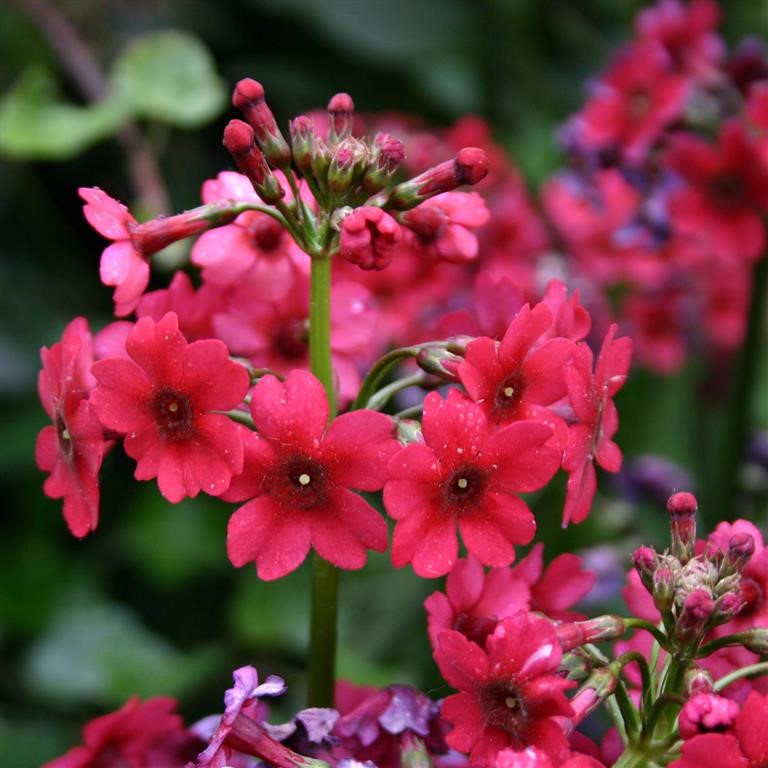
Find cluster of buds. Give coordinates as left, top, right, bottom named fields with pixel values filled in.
left=225, top=78, right=489, bottom=266
left=631, top=492, right=752, bottom=649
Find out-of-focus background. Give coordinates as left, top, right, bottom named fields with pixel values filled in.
left=1, top=1, right=766, bottom=766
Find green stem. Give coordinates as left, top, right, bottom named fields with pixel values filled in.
left=366, top=372, right=428, bottom=411
left=712, top=251, right=768, bottom=520
left=623, top=618, right=672, bottom=652
left=714, top=661, right=768, bottom=691
left=351, top=345, right=421, bottom=410
left=307, top=253, right=338, bottom=708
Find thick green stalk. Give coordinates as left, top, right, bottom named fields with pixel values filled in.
left=307, top=253, right=338, bottom=708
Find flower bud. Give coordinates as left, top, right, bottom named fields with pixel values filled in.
left=400, top=733, right=431, bottom=768
left=327, top=92, right=355, bottom=142
left=290, top=115, right=316, bottom=176
left=711, top=591, right=745, bottom=626
left=652, top=562, right=676, bottom=616
left=667, top=491, right=697, bottom=564
left=396, top=418, right=423, bottom=445
left=232, top=78, right=292, bottom=168
left=223, top=119, right=285, bottom=204
left=632, top=546, right=657, bottom=593
left=555, top=615, right=625, bottom=652
left=386, top=147, right=489, bottom=210
left=416, top=345, right=462, bottom=381
left=675, top=589, right=715, bottom=646
left=328, top=138, right=366, bottom=197
left=740, top=627, right=768, bottom=654
left=569, top=667, right=618, bottom=724
left=362, top=133, right=405, bottom=194
left=684, top=667, right=714, bottom=695
left=721, top=532, right=756, bottom=577
left=678, top=692, right=739, bottom=740
left=338, top=206, right=401, bottom=271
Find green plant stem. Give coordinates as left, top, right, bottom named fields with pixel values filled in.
left=366, top=372, right=428, bottom=411
left=623, top=618, right=672, bottom=652
left=351, top=345, right=421, bottom=410
left=307, top=253, right=338, bottom=708
left=714, top=661, right=768, bottom=691
left=712, top=251, right=768, bottom=520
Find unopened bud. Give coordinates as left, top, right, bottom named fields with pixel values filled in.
left=740, top=627, right=768, bottom=654
left=675, top=589, right=715, bottom=646
left=386, top=147, right=489, bottom=210
left=721, top=532, right=755, bottom=577
left=684, top=667, right=714, bottom=695
left=396, top=418, right=423, bottom=445
left=400, top=732, right=431, bottom=768
left=555, top=615, right=626, bottom=652
left=652, top=562, right=676, bottom=616
left=667, top=491, right=698, bottom=564
left=232, top=78, right=292, bottom=168
left=711, top=591, right=745, bottom=626
left=570, top=667, right=618, bottom=724
left=223, top=119, right=285, bottom=204
left=632, top=546, right=657, bottom=593
left=416, top=345, right=461, bottom=381
left=290, top=115, right=316, bottom=176
left=560, top=649, right=592, bottom=681
left=362, top=133, right=405, bottom=193
left=327, top=92, right=355, bottom=142
left=328, top=138, right=366, bottom=197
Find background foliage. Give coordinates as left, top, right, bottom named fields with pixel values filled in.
left=1, top=1, right=766, bottom=766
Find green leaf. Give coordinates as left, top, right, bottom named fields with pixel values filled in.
left=0, top=68, right=127, bottom=160
left=111, top=31, right=226, bottom=127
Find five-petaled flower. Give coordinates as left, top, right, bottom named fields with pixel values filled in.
left=90, top=312, right=250, bottom=503
left=225, top=369, right=400, bottom=580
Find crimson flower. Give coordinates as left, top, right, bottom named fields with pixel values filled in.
left=670, top=691, right=768, bottom=768
left=339, top=206, right=402, bottom=270
left=434, top=612, right=574, bottom=767
left=90, top=312, right=250, bottom=503
left=384, top=389, right=559, bottom=578
left=35, top=317, right=110, bottom=537
left=562, top=325, right=632, bottom=525
left=225, top=369, right=399, bottom=580
left=43, top=696, right=199, bottom=768
left=665, top=121, right=768, bottom=263
left=457, top=303, right=575, bottom=439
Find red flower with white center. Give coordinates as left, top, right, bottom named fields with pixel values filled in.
left=665, top=121, right=768, bottom=263
left=457, top=303, right=574, bottom=445
left=434, top=612, right=575, bottom=767
left=562, top=325, right=632, bottom=526
left=425, top=547, right=595, bottom=650
left=339, top=206, right=402, bottom=271
left=384, top=389, right=559, bottom=578
left=90, top=312, right=250, bottom=503
left=670, top=691, right=768, bottom=768
left=226, top=370, right=399, bottom=581
left=35, top=317, right=110, bottom=538
left=574, top=41, right=688, bottom=162
left=42, top=696, right=200, bottom=768
left=399, top=191, right=489, bottom=264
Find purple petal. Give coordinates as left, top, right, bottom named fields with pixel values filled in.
left=378, top=685, right=435, bottom=737
left=295, top=707, right=339, bottom=743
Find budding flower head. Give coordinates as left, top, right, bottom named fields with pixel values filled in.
left=386, top=147, right=489, bottom=210
left=327, top=92, right=355, bottom=141
left=675, top=588, right=715, bottom=646
left=232, top=78, right=291, bottom=168
left=667, top=491, right=697, bottom=563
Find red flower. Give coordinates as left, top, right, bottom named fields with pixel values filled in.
left=384, top=390, right=559, bottom=578
left=226, top=370, right=399, bottom=580
left=562, top=326, right=632, bottom=525
left=42, top=696, right=199, bottom=768
left=339, top=206, right=402, bottom=270
left=665, top=121, right=768, bottom=263
left=434, top=612, right=574, bottom=767
left=457, top=303, right=575, bottom=439
left=35, top=317, right=110, bottom=537
left=670, top=691, right=768, bottom=768
left=90, top=312, right=250, bottom=503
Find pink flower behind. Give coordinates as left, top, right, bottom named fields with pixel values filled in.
left=35, top=317, right=110, bottom=537
left=90, top=312, right=250, bottom=503
left=562, top=325, right=632, bottom=525
left=384, top=389, right=560, bottom=578
left=434, top=612, right=574, bottom=767
left=226, top=370, right=399, bottom=580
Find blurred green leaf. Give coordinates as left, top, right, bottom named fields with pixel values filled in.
left=24, top=597, right=222, bottom=706
left=111, top=31, right=226, bottom=127
left=0, top=68, right=127, bottom=160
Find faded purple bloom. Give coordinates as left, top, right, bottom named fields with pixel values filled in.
left=615, top=454, right=695, bottom=506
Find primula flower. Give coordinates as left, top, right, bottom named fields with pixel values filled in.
left=562, top=325, right=632, bottom=525
left=678, top=692, right=740, bottom=739
left=36, top=317, right=110, bottom=537
left=338, top=206, right=402, bottom=270
left=226, top=369, right=399, bottom=580
left=425, top=547, right=595, bottom=650
left=434, top=612, right=574, bottom=767
left=457, top=303, right=575, bottom=443
left=90, top=312, right=250, bottom=503
left=43, top=696, right=200, bottom=768
left=384, top=389, right=560, bottom=578
left=399, top=191, right=490, bottom=264
left=665, top=121, right=768, bottom=263
left=670, top=691, right=768, bottom=768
